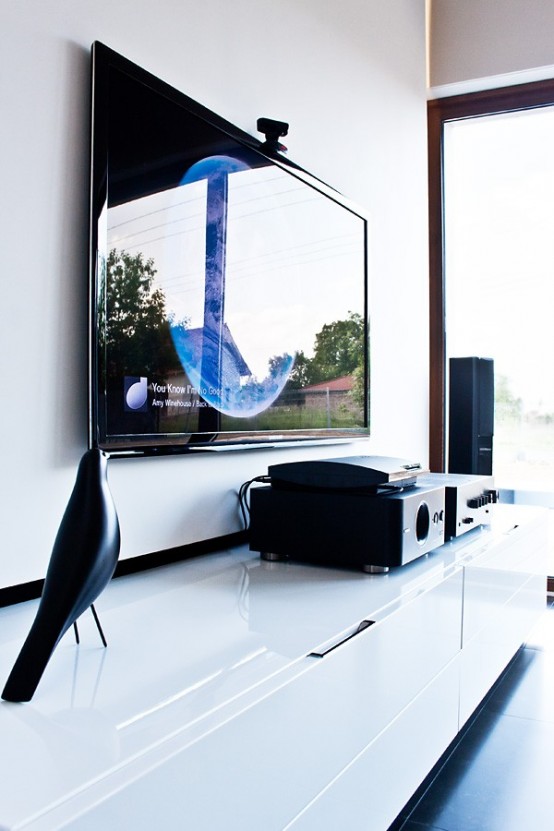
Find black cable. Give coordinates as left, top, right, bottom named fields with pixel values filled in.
left=238, top=475, right=271, bottom=530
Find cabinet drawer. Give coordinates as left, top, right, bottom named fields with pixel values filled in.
left=459, top=514, right=548, bottom=727
left=462, top=529, right=547, bottom=646
left=462, top=564, right=527, bottom=645
left=286, top=658, right=460, bottom=831
left=61, top=571, right=463, bottom=831
left=459, top=572, right=545, bottom=726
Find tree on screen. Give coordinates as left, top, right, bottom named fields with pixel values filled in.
left=99, top=249, right=183, bottom=380
left=270, top=311, right=368, bottom=415
left=284, top=311, right=366, bottom=389
left=308, top=311, right=365, bottom=384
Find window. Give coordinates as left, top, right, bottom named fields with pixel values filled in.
left=428, top=80, right=554, bottom=500
left=444, top=106, right=554, bottom=495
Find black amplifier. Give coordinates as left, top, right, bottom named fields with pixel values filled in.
left=417, top=473, right=497, bottom=540
left=249, top=481, right=446, bottom=573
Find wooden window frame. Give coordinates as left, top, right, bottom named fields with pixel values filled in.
left=428, top=79, right=554, bottom=472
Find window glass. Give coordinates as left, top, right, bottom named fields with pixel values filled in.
left=444, top=107, right=554, bottom=494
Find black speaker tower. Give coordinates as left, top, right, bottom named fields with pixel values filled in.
left=448, top=357, right=494, bottom=475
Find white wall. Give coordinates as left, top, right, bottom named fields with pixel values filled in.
left=430, top=0, right=554, bottom=91
left=0, top=0, right=429, bottom=587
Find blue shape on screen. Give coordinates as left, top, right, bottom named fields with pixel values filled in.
left=169, top=155, right=293, bottom=418
left=171, top=324, right=294, bottom=417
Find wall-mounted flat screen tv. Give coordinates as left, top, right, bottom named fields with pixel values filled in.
left=89, top=42, right=370, bottom=455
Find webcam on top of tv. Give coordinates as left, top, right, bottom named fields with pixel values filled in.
left=257, top=117, right=289, bottom=153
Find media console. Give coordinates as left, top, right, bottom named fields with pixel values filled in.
left=0, top=505, right=548, bottom=830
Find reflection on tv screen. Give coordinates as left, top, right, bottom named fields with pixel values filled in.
left=92, top=45, right=369, bottom=453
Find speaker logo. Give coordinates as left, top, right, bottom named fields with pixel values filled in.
left=124, top=376, right=148, bottom=412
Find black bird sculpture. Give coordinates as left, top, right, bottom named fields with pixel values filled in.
left=2, top=448, right=120, bottom=702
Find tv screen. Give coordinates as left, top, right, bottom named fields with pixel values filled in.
left=89, top=43, right=369, bottom=455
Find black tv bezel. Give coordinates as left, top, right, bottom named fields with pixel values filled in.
left=88, top=42, right=370, bottom=457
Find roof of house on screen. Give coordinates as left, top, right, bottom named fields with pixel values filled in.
left=302, top=375, right=354, bottom=393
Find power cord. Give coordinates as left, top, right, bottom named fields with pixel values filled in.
left=238, top=475, right=271, bottom=530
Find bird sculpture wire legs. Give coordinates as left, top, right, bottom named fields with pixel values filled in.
left=2, top=449, right=120, bottom=703
left=72, top=604, right=107, bottom=648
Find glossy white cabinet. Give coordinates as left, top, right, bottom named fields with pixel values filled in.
left=459, top=514, right=549, bottom=726
left=0, top=506, right=548, bottom=831
left=287, top=660, right=461, bottom=831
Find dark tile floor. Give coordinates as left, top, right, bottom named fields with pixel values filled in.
left=391, top=597, right=554, bottom=831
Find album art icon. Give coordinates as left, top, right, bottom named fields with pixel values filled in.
left=124, top=377, right=148, bottom=412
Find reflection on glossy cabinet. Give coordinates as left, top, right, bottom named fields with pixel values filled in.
left=0, top=506, right=548, bottom=831
left=459, top=515, right=548, bottom=727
